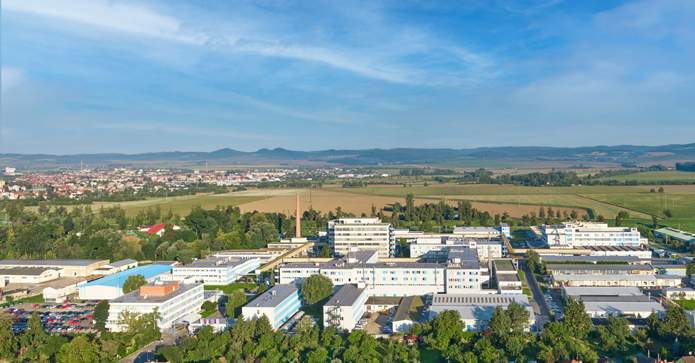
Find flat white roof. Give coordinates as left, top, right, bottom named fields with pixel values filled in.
left=584, top=301, right=665, bottom=314
left=562, top=286, right=642, bottom=297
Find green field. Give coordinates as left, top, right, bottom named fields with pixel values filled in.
left=608, top=171, right=695, bottom=182
left=204, top=283, right=258, bottom=294
left=674, top=300, right=695, bottom=309
left=343, top=184, right=650, bottom=197
left=583, top=193, right=695, bottom=219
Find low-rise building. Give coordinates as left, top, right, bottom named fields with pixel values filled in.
left=78, top=264, right=174, bottom=300
left=653, top=228, right=695, bottom=246
left=587, top=246, right=652, bottom=259
left=583, top=298, right=666, bottom=318
left=106, top=281, right=204, bottom=332
left=662, top=287, right=695, bottom=300
left=392, top=295, right=424, bottom=333
left=453, top=223, right=510, bottom=238
left=561, top=286, right=643, bottom=300
left=494, top=259, right=522, bottom=294
left=188, top=318, right=235, bottom=334
left=542, top=221, right=646, bottom=248
left=43, top=278, right=85, bottom=302
left=428, top=294, right=535, bottom=332
left=551, top=274, right=682, bottom=288
left=212, top=250, right=288, bottom=264
left=242, top=285, right=302, bottom=330
left=545, top=264, right=655, bottom=275
left=409, top=237, right=503, bottom=259
left=0, top=259, right=109, bottom=277
left=323, top=284, right=368, bottom=331
left=93, top=259, right=139, bottom=275
left=172, top=257, right=261, bottom=285
left=540, top=255, right=645, bottom=264
left=0, top=267, right=62, bottom=284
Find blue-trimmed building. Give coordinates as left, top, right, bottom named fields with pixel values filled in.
left=172, top=257, right=261, bottom=285
left=242, top=284, right=302, bottom=330
left=78, top=264, right=174, bottom=300
left=323, top=283, right=368, bottom=331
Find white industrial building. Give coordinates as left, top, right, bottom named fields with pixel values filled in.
left=43, top=278, right=86, bottom=302
left=323, top=284, right=368, bottom=332
left=212, top=250, right=287, bottom=264
left=172, top=257, right=261, bottom=285
left=587, top=246, right=652, bottom=259
left=0, top=259, right=109, bottom=277
left=545, top=264, right=655, bottom=275
left=328, top=217, right=395, bottom=258
left=494, top=260, right=522, bottom=294
left=551, top=274, right=682, bottom=287
left=428, top=294, right=535, bottom=332
left=583, top=299, right=666, bottom=318
left=662, top=287, right=695, bottom=300
left=78, top=265, right=174, bottom=300
left=279, top=249, right=490, bottom=297
left=561, top=286, right=643, bottom=300
left=409, top=237, right=503, bottom=259
left=541, top=221, right=647, bottom=248
left=93, top=259, right=139, bottom=275
left=0, top=267, right=62, bottom=285
left=242, top=284, right=302, bottom=330
left=453, top=223, right=510, bottom=238
left=106, top=281, right=204, bottom=332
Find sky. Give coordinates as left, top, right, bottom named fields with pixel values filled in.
left=2, top=0, right=694, bottom=154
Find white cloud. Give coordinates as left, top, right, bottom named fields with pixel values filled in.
left=2, top=0, right=206, bottom=44
left=1, top=67, right=24, bottom=95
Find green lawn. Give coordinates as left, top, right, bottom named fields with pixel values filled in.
left=1, top=294, right=45, bottom=307
left=420, top=348, right=442, bottom=363
left=522, top=288, right=532, bottom=297
left=204, top=283, right=258, bottom=294
left=517, top=269, right=526, bottom=282
left=582, top=193, right=695, bottom=220
left=674, top=300, right=695, bottom=309
left=201, top=310, right=218, bottom=318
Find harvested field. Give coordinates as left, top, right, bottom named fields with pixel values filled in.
left=337, top=184, right=648, bottom=197
left=607, top=171, right=695, bottom=182
left=237, top=190, right=544, bottom=219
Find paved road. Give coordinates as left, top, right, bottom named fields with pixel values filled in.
left=120, top=328, right=188, bottom=363
left=520, top=258, right=551, bottom=332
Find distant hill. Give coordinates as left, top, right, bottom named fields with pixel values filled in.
left=2, top=143, right=695, bottom=168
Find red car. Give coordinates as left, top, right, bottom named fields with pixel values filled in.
left=86, top=314, right=93, bottom=318
left=32, top=304, right=40, bottom=308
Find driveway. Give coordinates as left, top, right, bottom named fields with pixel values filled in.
left=120, top=328, right=188, bottom=363
left=520, top=258, right=551, bottom=332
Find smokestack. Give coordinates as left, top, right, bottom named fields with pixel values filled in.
left=296, top=193, right=301, bottom=237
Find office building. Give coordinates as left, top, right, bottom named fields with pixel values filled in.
left=453, top=223, right=510, bottom=238
left=541, top=222, right=647, bottom=248
left=242, top=284, right=302, bottom=330
left=428, top=294, right=535, bottom=332
left=106, top=281, right=204, bottom=332
left=409, top=237, right=503, bottom=259
left=172, top=257, right=261, bottom=285
left=323, top=284, right=368, bottom=331
left=328, top=217, right=395, bottom=258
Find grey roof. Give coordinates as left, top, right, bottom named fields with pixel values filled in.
left=497, top=273, right=521, bottom=282
left=541, top=256, right=642, bottom=263
left=177, top=258, right=246, bottom=268
left=580, top=295, right=651, bottom=302
left=562, top=286, right=642, bottom=297
left=554, top=274, right=677, bottom=281
left=324, top=284, right=366, bottom=307
left=586, top=246, right=644, bottom=252
left=0, top=267, right=59, bottom=276
left=105, top=259, right=137, bottom=268
left=366, top=296, right=403, bottom=306
left=248, top=285, right=298, bottom=308
left=494, top=259, right=516, bottom=272
left=447, top=248, right=480, bottom=269
left=429, top=294, right=534, bottom=321
left=0, top=259, right=107, bottom=267
left=393, top=295, right=424, bottom=322
left=584, top=301, right=666, bottom=314
left=592, top=317, right=648, bottom=326
left=111, top=282, right=202, bottom=304
left=546, top=264, right=654, bottom=271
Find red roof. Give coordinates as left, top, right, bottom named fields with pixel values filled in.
left=146, top=223, right=167, bottom=235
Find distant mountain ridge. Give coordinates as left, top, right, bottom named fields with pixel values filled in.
left=3, top=143, right=695, bottom=167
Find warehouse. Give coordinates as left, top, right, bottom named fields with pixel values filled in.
left=661, top=287, right=695, bottom=300
left=323, top=283, right=368, bottom=332
left=583, top=299, right=665, bottom=318
left=0, top=267, right=62, bottom=284
left=43, top=278, right=85, bottom=302
left=78, top=264, right=174, bottom=300
left=428, top=294, right=535, bottom=332
left=545, top=264, right=655, bottom=275
left=540, top=255, right=644, bottom=264
left=242, top=285, right=302, bottom=330
left=0, top=259, right=109, bottom=277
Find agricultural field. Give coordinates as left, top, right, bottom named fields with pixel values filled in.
left=581, top=193, right=695, bottom=220
left=607, top=170, right=695, bottom=182
left=337, top=184, right=651, bottom=198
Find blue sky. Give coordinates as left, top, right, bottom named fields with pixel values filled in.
left=2, top=0, right=694, bottom=154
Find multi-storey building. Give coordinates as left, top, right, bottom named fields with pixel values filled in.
left=328, top=217, right=395, bottom=258
left=172, top=257, right=261, bottom=285
left=541, top=221, right=647, bottom=248
left=278, top=249, right=490, bottom=296
left=106, top=281, right=204, bottom=332
left=453, top=223, right=510, bottom=238
left=409, top=237, right=503, bottom=259
left=323, top=284, right=368, bottom=332
left=242, top=285, right=302, bottom=330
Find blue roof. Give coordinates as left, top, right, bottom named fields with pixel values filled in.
left=81, top=265, right=173, bottom=288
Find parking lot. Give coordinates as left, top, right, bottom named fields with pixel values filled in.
left=3, top=301, right=98, bottom=335
left=363, top=311, right=392, bottom=335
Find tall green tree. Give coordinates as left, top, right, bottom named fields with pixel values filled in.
left=525, top=249, right=540, bottom=273
left=255, top=314, right=273, bottom=337
left=226, top=288, right=247, bottom=318
left=318, top=243, right=332, bottom=258
left=507, top=301, right=531, bottom=333
left=488, top=306, right=511, bottom=338
left=563, top=297, right=592, bottom=338
left=122, top=274, right=148, bottom=294
left=60, top=335, right=100, bottom=363
left=93, top=300, right=110, bottom=332
left=302, top=274, right=334, bottom=305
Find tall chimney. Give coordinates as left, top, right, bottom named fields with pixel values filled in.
left=296, top=193, right=301, bottom=237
